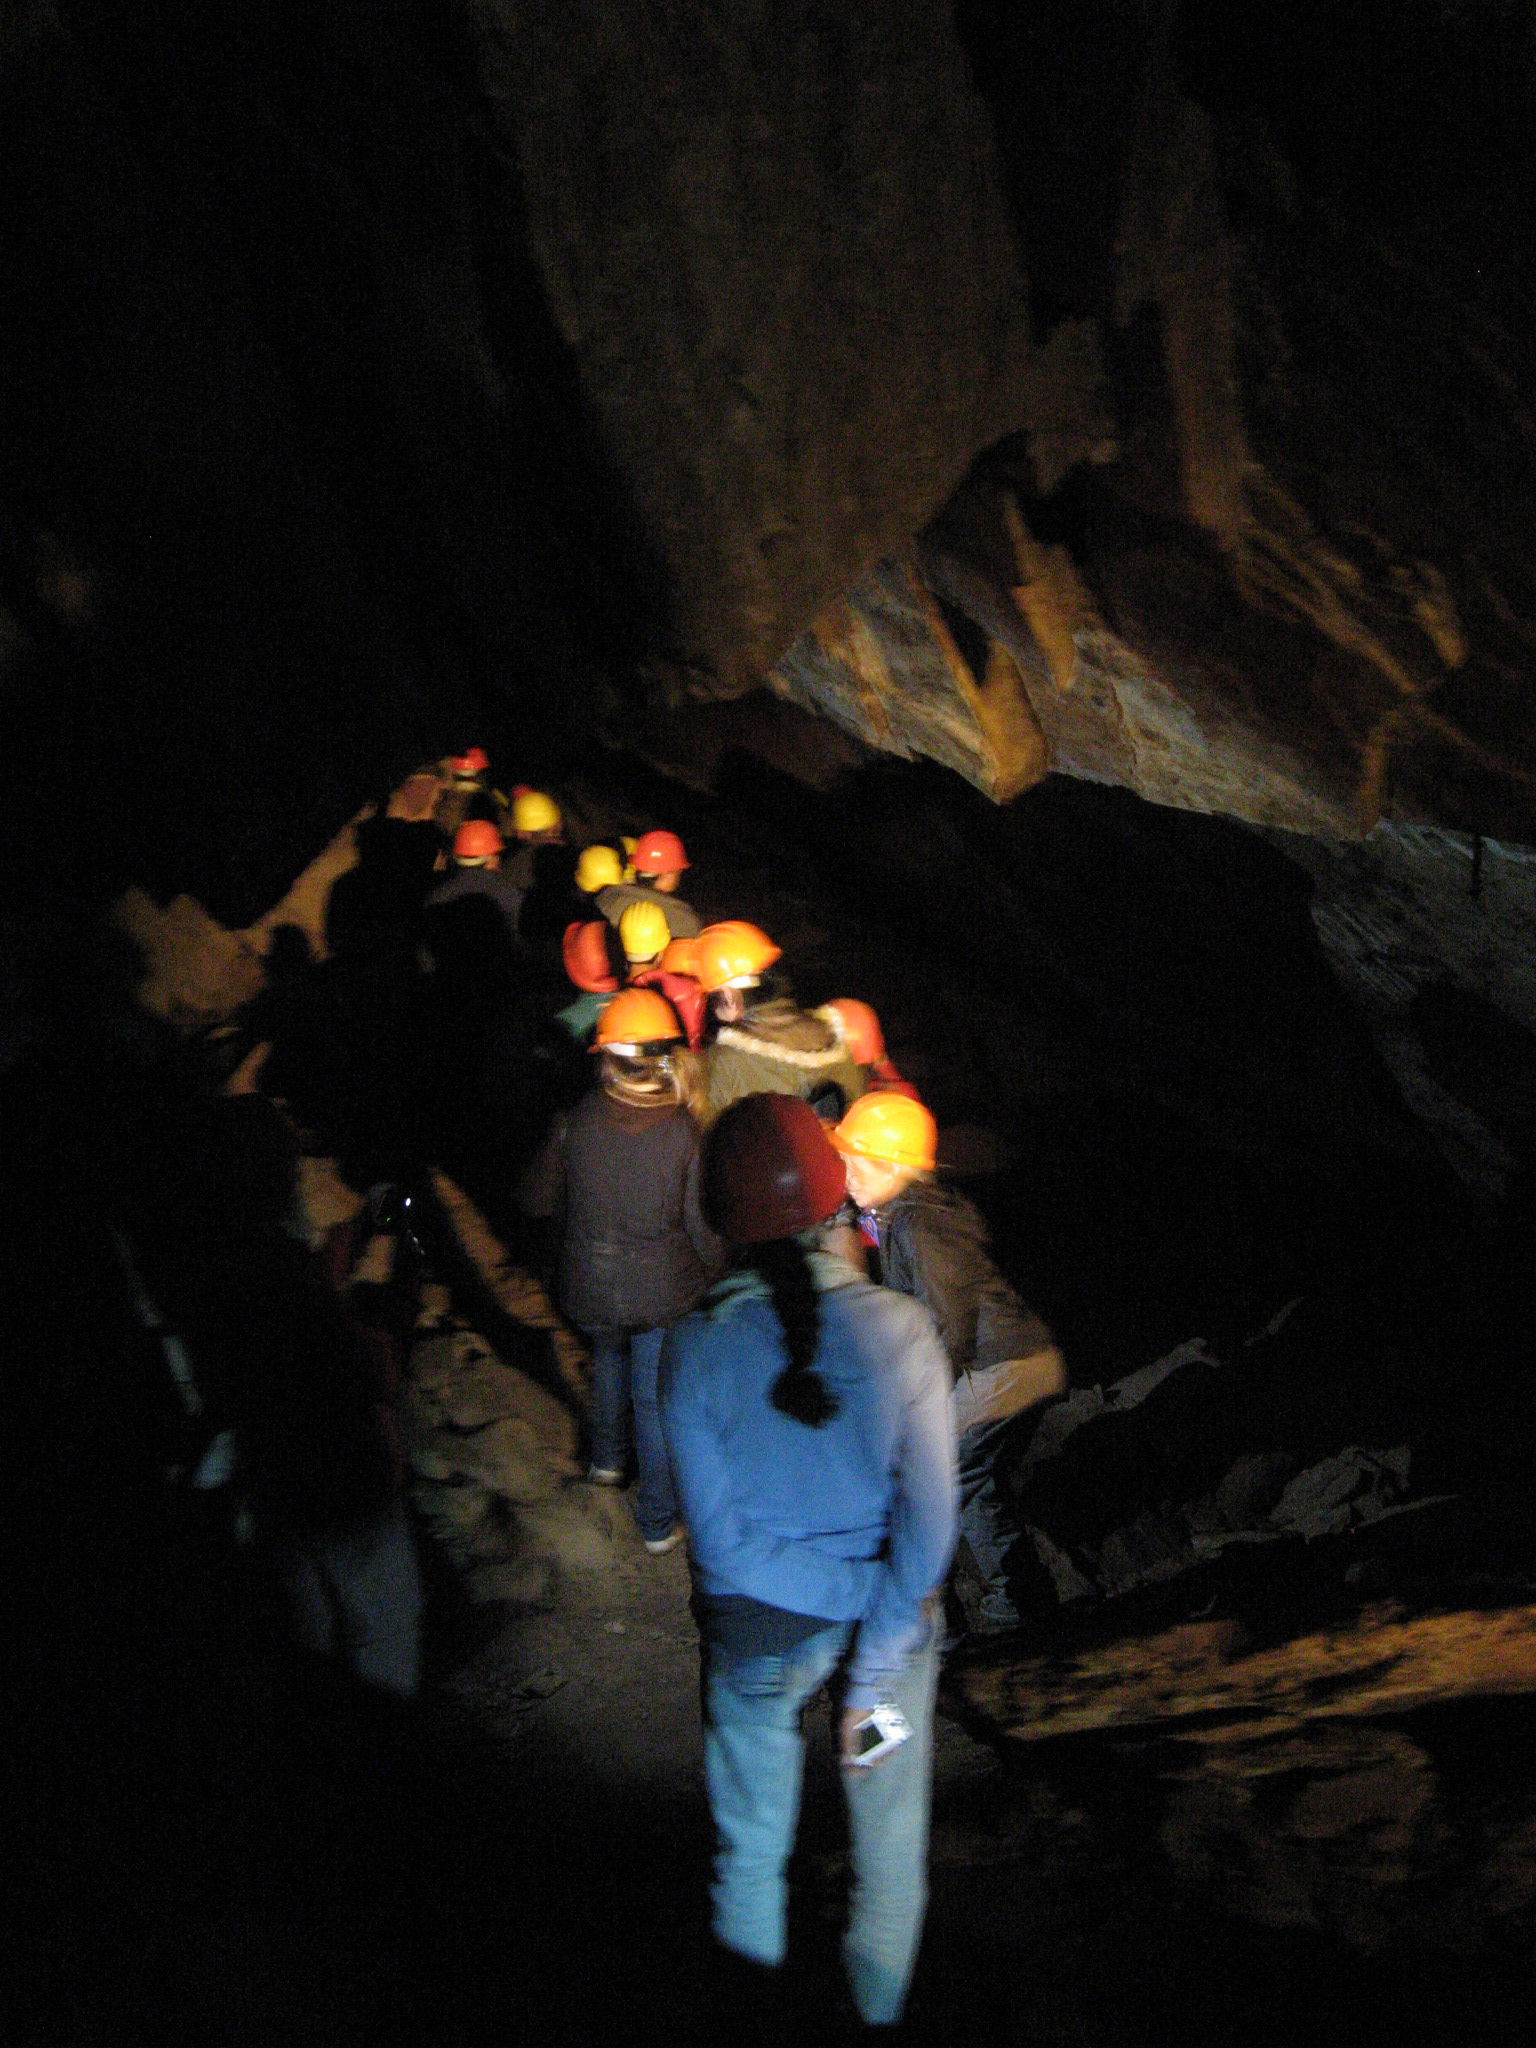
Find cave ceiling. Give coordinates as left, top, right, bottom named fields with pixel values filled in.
left=4, top=1, right=1536, bottom=918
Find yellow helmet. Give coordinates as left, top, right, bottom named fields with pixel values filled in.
left=512, top=788, right=561, bottom=837
left=829, top=1092, right=937, bottom=1172
left=618, top=899, right=671, bottom=963
left=575, top=843, right=625, bottom=895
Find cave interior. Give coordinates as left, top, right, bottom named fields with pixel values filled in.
left=8, top=4, right=1536, bottom=2043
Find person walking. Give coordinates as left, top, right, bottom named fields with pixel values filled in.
left=630, top=932, right=707, bottom=1050
left=829, top=1091, right=1065, bottom=1634
left=523, top=989, right=718, bottom=1552
left=814, top=998, right=922, bottom=1100
left=661, top=1092, right=956, bottom=2029
left=694, top=922, right=863, bottom=1125
left=596, top=826, right=702, bottom=939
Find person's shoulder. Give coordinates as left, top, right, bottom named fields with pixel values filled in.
left=567, top=1084, right=615, bottom=1132
left=830, top=1272, right=936, bottom=1342
left=666, top=1288, right=774, bottom=1367
left=896, top=1177, right=987, bottom=1241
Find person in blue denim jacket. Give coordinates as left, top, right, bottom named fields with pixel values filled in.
left=660, top=1093, right=957, bottom=2030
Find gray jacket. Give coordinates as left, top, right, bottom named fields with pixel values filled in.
left=595, top=881, right=701, bottom=939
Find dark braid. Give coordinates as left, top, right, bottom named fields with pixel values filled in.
left=743, top=1235, right=838, bottom=1427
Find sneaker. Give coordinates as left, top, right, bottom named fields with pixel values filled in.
left=587, top=1465, right=625, bottom=1487
left=973, top=1590, right=1022, bottom=1635
left=643, top=1528, right=685, bottom=1556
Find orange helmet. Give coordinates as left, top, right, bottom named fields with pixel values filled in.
left=631, top=827, right=689, bottom=876
left=562, top=919, right=620, bottom=994
left=453, top=818, right=503, bottom=862
left=818, top=998, right=885, bottom=1066
left=693, top=920, right=781, bottom=993
left=829, top=1092, right=937, bottom=1173
left=703, top=1093, right=847, bottom=1241
left=592, top=987, right=685, bottom=1052
left=659, top=936, right=700, bottom=978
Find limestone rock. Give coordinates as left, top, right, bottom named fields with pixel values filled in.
left=473, top=0, right=1033, bottom=694
left=112, top=889, right=264, bottom=1032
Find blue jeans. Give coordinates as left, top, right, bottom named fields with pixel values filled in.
left=702, top=1620, right=939, bottom=2026
left=587, top=1325, right=677, bottom=1542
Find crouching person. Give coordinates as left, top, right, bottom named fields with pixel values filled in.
left=829, top=1092, right=1066, bottom=1635
left=661, top=1093, right=957, bottom=2029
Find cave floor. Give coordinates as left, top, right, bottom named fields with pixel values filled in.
left=27, top=1492, right=1536, bottom=2048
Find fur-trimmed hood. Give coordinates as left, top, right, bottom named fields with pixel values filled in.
left=716, top=1000, right=845, bottom=1068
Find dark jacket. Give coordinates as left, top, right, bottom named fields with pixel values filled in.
left=870, top=1180, right=1055, bottom=1385
left=426, top=862, right=525, bottom=948
left=530, top=1086, right=721, bottom=1332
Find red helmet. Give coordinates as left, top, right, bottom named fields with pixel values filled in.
left=453, top=818, right=503, bottom=862
left=819, top=998, right=885, bottom=1066
left=448, top=746, right=489, bottom=777
left=703, top=1093, right=847, bottom=1242
left=631, top=828, right=689, bottom=876
left=562, top=920, right=620, bottom=994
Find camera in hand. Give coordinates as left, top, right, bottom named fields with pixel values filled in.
left=851, top=1702, right=912, bottom=1766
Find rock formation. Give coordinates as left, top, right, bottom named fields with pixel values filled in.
left=4, top=2, right=1535, bottom=921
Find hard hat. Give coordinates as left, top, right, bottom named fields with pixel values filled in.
left=574, top=843, right=626, bottom=895
left=703, top=1093, right=847, bottom=1242
left=693, top=920, right=781, bottom=993
left=592, top=986, right=685, bottom=1052
left=659, top=936, right=700, bottom=978
left=618, top=900, right=671, bottom=963
left=453, top=818, right=503, bottom=862
left=631, top=828, right=689, bottom=876
left=512, top=788, right=561, bottom=837
left=818, top=998, right=885, bottom=1066
left=829, top=1092, right=937, bottom=1173
left=448, top=746, right=489, bottom=778
left=562, top=919, right=620, bottom=994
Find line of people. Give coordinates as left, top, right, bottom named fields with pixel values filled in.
left=242, top=745, right=1067, bottom=2031
left=495, top=770, right=1067, bottom=2031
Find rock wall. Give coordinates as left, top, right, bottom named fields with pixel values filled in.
left=471, top=0, right=1034, bottom=694
left=3, top=1, right=1535, bottom=923
left=764, top=6, right=1536, bottom=838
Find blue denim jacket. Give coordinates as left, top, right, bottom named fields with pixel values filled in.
left=660, top=1254, right=957, bottom=1711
